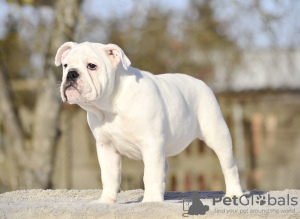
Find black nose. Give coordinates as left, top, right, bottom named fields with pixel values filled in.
left=67, top=70, right=79, bottom=82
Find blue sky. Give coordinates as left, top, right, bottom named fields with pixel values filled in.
left=81, top=0, right=189, bottom=20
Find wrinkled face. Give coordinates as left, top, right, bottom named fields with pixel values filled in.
left=60, top=44, right=101, bottom=104
left=55, top=42, right=131, bottom=104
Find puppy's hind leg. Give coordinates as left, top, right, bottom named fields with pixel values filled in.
left=200, top=117, right=243, bottom=197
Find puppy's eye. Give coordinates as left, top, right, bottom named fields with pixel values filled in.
left=64, top=64, right=68, bottom=68
left=87, top=63, right=97, bottom=70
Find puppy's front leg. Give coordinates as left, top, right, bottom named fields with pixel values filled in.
left=93, top=143, right=121, bottom=204
left=142, top=146, right=165, bottom=202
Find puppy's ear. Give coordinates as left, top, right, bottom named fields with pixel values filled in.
left=103, top=44, right=131, bottom=70
left=54, top=42, right=77, bottom=66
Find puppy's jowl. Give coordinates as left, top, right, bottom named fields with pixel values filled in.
left=55, top=42, right=243, bottom=203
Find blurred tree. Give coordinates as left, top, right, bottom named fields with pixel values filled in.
left=105, top=7, right=172, bottom=75
left=212, top=0, right=299, bottom=49
left=0, top=0, right=82, bottom=190
left=105, top=0, right=240, bottom=83
left=180, top=0, right=240, bottom=81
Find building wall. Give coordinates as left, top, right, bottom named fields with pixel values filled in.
left=217, top=90, right=300, bottom=191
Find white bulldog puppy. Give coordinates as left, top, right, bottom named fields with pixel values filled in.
left=55, top=42, right=243, bottom=203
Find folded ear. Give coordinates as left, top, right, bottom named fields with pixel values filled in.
left=54, top=42, right=77, bottom=66
left=103, top=44, right=131, bottom=70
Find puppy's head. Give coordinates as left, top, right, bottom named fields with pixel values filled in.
left=54, top=42, right=131, bottom=104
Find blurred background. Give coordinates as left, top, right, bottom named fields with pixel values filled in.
left=0, top=0, right=300, bottom=194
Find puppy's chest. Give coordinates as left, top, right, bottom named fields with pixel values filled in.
left=93, top=119, right=142, bottom=160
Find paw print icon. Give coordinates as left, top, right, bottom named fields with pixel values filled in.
left=256, top=195, right=266, bottom=205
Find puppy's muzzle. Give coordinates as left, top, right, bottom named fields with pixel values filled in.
left=67, top=69, right=79, bottom=82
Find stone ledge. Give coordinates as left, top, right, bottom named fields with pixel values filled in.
left=0, top=189, right=299, bottom=218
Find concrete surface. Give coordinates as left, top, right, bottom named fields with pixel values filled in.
left=0, top=189, right=300, bottom=218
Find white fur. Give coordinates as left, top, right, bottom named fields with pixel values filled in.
left=55, top=41, right=243, bottom=203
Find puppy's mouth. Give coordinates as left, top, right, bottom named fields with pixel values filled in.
left=63, top=83, right=80, bottom=102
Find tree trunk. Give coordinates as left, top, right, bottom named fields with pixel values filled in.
left=21, top=0, right=82, bottom=189
left=0, top=66, right=27, bottom=190
left=0, top=0, right=82, bottom=189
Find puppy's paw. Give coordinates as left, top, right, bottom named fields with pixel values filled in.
left=226, top=188, right=247, bottom=203
left=90, top=197, right=116, bottom=204
left=226, top=190, right=243, bottom=198
left=142, top=195, right=164, bottom=202
left=226, top=184, right=243, bottom=197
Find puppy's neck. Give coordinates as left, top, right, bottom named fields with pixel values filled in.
left=84, top=66, right=133, bottom=114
